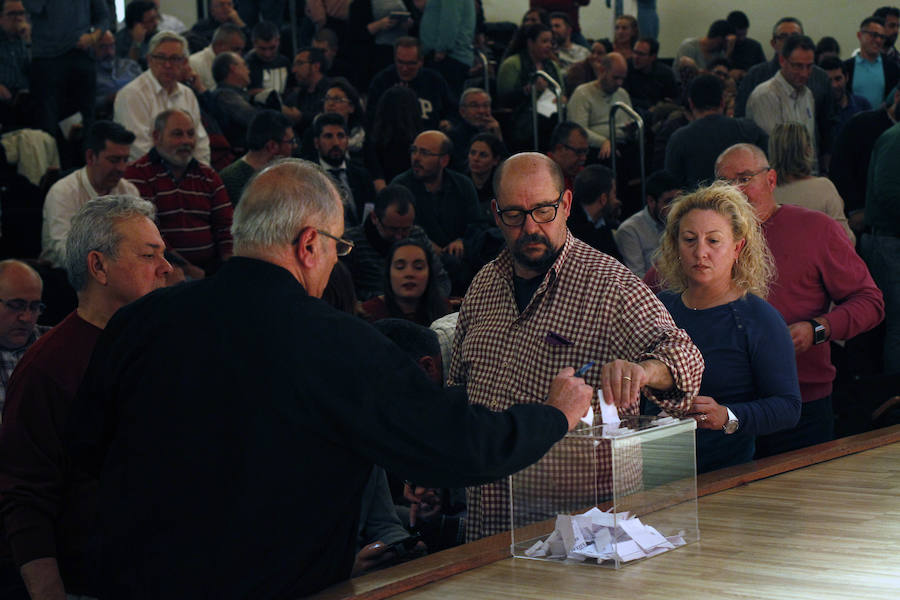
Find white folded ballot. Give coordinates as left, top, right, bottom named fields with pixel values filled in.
left=523, top=506, right=687, bottom=564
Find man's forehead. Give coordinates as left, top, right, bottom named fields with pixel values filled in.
left=156, top=40, right=184, bottom=54
left=321, top=125, right=346, bottom=136
left=718, top=151, right=760, bottom=173
left=566, top=130, right=588, bottom=146
left=776, top=23, right=802, bottom=36
left=384, top=205, right=415, bottom=221
left=101, top=140, right=132, bottom=156
left=786, top=49, right=813, bottom=64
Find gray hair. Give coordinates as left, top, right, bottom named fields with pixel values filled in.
left=212, top=22, right=245, bottom=45
left=148, top=30, right=188, bottom=57
left=460, top=87, right=491, bottom=105
left=152, top=108, right=193, bottom=136
left=65, top=196, right=157, bottom=292
left=232, top=158, right=342, bottom=254
left=714, top=143, right=769, bottom=178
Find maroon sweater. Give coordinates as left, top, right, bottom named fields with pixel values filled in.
left=0, top=312, right=102, bottom=593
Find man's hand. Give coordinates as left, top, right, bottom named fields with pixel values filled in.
left=20, top=557, right=66, bottom=600
left=688, top=395, right=728, bottom=430
left=788, top=318, right=829, bottom=354
left=0, top=84, right=12, bottom=101
left=546, top=367, right=593, bottom=431
left=225, top=6, right=246, bottom=28
left=76, top=32, right=94, bottom=50
left=598, top=139, right=612, bottom=160
left=443, top=239, right=464, bottom=258
left=17, top=20, right=31, bottom=43
left=481, top=115, right=502, bottom=137
left=281, top=105, right=301, bottom=123
left=352, top=541, right=395, bottom=576
left=403, top=484, right=441, bottom=526
left=600, top=358, right=673, bottom=410
left=180, top=64, right=206, bottom=93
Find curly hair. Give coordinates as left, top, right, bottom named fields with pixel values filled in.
left=654, top=182, right=775, bottom=298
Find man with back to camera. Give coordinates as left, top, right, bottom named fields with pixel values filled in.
left=64, top=158, right=592, bottom=598
left=448, top=152, right=704, bottom=541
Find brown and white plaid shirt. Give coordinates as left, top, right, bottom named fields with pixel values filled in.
left=449, top=232, right=704, bottom=541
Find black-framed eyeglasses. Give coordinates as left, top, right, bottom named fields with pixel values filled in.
left=860, top=30, right=887, bottom=41
left=149, top=54, right=186, bottom=64
left=323, top=95, right=351, bottom=104
left=562, top=143, right=588, bottom=156
left=0, top=298, right=45, bottom=315
left=409, top=145, right=446, bottom=157
left=495, top=192, right=563, bottom=227
left=719, top=166, right=770, bottom=186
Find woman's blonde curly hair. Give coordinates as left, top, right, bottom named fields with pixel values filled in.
left=653, top=182, right=776, bottom=298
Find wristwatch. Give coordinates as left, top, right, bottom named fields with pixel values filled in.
left=808, top=319, right=827, bottom=345
left=722, top=407, right=739, bottom=434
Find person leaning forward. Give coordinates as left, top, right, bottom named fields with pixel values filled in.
left=64, top=158, right=592, bottom=599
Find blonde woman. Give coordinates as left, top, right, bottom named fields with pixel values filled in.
left=654, top=183, right=801, bottom=472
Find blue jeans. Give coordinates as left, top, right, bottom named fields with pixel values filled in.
left=862, top=233, right=900, bottom=374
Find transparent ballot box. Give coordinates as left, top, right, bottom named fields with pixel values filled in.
left=510, top=415, right=698, bottom=568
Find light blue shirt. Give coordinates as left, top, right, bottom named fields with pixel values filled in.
left=852, top=54, right=886, bottom=108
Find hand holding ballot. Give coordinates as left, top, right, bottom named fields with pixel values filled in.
left=546, top=368, right=593, bottom=431
left=600, top=358, right=675, bottom=410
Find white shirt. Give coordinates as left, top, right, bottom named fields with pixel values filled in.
left=40, top=167, right=139, bottom=268
left=746, top=71, right=818, bottom=171
left=613, top=206, right=664, bottom=278
left=189, top=46, right=217, bottom=92
left=114, top=70, right=211, bottom=164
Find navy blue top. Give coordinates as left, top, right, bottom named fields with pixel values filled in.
left=659, top=291, right=801, bottom=473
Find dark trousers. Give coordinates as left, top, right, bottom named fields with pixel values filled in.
left=30, top=49, right=96, bottom=141
left=755, top=395, right=834, bottom=458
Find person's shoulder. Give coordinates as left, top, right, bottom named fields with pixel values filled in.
left=445, top=167, right=476, bottom=189
left=737, top=293, right=788, bottom=327
left=46, top=168, right=81, bottom=196
left=570, top=80, right=595, bottom=98
left=567, top=237, right=635, bottom=280
left=772, top=203, right=843, bottom=235
left=13, top=313, right=100, bottom=377
left=391, top=169, right=415, bottom=186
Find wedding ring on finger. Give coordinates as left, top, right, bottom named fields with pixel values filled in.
left=623, top=376, right=632, bottom=381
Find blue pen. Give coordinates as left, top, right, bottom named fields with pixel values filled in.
left=575, top=361, right=595, bottom=377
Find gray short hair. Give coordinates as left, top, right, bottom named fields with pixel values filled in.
left=231, top=158, right=342, bottom=254
left=460, top=87, right=490, bottom=105
left=65, top=196, right=157, bottom=292
left=152, top=108, right=193, bottom=137
left=148, top=30, right=188, bottom=57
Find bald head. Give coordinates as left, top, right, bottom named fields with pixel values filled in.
left=0, top=260, right=43, bottom=350
left=599, top=52, right=628, bottom=94
left=715, top=143, right=768, bottom=178
left=715, top=143, right=778, bottom=220
left=494, top=152, right=563, bottom=200
left=410, top=130, right=451, bottom=183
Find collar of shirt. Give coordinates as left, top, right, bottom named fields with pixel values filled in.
left=855, top=52, right=883, bottom=67
left=319, top=157, right=347, bottom=171
left=582, top=204, right=605, bottom=229
left=76, top=166, right=104, bottom=198
left=773, top=70, right=807, bottom=101
left=149, top=147, right=197, bottom=176
left=150, top=71, right=183, bottom=99
left=490, top=230, right=576, bottom=311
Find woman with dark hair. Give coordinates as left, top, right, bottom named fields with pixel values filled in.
left=565, top=39, right=610, bottom=94
left=368, top=86, right=424, bottom=191
left=466, top=132, right=508, bottom=209
left=497, top=23, right=563, bottom=151
left=359, top=238, right=450, bottom=326
left=612, top=15, right=640, bottom=59
left=299, top=77, right=373, bottom=164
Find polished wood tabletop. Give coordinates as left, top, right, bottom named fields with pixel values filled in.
left=390, top=443, right=900, bottom=599
left=312, top=426, right=900, bottom=600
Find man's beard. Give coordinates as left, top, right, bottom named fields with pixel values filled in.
left=157, top=145, right=193, bottom=168
left=511, top=233, right=560, bottom=272
left=321, top=148, right=344, bottom=167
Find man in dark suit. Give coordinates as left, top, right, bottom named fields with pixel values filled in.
left=568, top=164, right=622, bottom=260
left=312, top=112, right=376, bottom=228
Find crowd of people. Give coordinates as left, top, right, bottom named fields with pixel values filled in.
left=0, top=1, right=897, bottom=598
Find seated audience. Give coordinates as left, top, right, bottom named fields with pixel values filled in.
left=568, top=52, right=631, bottom=160
left=343, top=185, right=449, bottom=302
left=674, top=19, right=735, bottom=79
left=726, top=10, right=766, bottom=77
left=245, top=19, right=290, bottom=97
left=612, top=14, right=639, bottom=60
left=546, top=120, right=588, bottom=192
left=346, top=0, right=415, bottom=91
left=0, top=0, right=31, bottom=130
left=0, top=196, right=171, bottom=600
left=0, top=260, right=47, bottom=417
left=300, top=77, right=368, bottom=164
left=187, top=0, right=246, bottom=53
left=115, top=0, right=158, bottom=66
left=569, top=164, right=622, bottom=259
left=655, top=183, right=801, bottom=472
left=114, top=31, right=211, bottom=164
left=209, top=51, right=258, bottom=150
left=550, top=12, right=589, bottom=74
left=447, top=88, right=503, bottom=171
left=565, top=40, right=609, bottom=95
left=368, top=86, right=424, bottom=190
left=311, top=112, right=376, bottom=227
left=125, top=109, right=233, bottom=276
left=312, top=28, right=356, bottom=84
left=41, top=120, right=139, bottom=268
left=769, top=122, right=854, bottom=243
left=624, top=36, right=679, bottom=112
left=820, top=55, right=871, bottom=148
left=844, top=16, right=899, bottom=108
left=219, top=109, right=294, bottom=205
left=615, top=169, right=681, bottom=277
left=466, top=132, right=507, bottom=210
left=496, top=23, right=563, bottom=151
left=367, top=37, right=455, bottom=132
left=188, top=23, right=246, bottom=92
left=94, top=30, right=142, bottom=119
left=665, top=74, right=767, bottom=189
left=360, top=238, right=451, bottom=326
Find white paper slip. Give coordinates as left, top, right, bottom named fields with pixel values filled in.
left=580, top=405, right=594, bottom=426
left=598, top=389, right=620, bottom=426
left=535, top=88, right=558, bottom=117
left=620, top=518, right=669, bottom=552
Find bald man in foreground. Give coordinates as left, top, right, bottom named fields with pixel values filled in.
left=66, top=159, right=592, bottom=598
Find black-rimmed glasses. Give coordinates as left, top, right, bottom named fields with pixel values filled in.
left=495, top=192, right=563, bottom=227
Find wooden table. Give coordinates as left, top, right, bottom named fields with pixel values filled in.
left=313, top=426, right=900, bottom=599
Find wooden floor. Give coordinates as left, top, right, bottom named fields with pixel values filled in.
left=312, top=426, right=900, bottom=600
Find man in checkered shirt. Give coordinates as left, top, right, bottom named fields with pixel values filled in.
left=449, top=152, right=704, bottom=541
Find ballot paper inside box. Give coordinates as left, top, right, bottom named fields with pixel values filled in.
left=509, top=415, right=698, bottom=568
